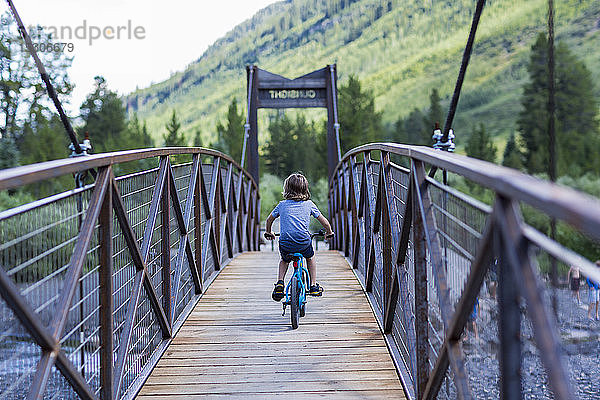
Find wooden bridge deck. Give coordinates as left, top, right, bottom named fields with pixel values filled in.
left=137, top=250, right=406, bottom=399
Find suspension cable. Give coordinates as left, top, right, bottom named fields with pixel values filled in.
left=547, top=0, right=559, bottom=318
left=442, top=0, right=486, bottom=141
left=5, top=0, right=82, bottom=154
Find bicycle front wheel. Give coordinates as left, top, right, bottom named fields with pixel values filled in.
left=300, top=270, right=309, bottom=318
left=290, top=274, right=300, bottom=329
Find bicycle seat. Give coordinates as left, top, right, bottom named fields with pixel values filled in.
left=284, top=253, right=303, bottom=261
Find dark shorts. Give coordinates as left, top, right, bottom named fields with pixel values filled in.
left=279, top=241, right=314, bottom=263
left=468, top=309, right=477, bottom=322
left=571, top=277, right=580, bottom=291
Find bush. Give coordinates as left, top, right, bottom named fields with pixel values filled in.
left=0, top=191, right=35, bottom=212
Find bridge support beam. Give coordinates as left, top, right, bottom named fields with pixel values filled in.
left=245, top=64, right=341, bottom=184
left=247, top=66, right=260, bottom=185
left=99, top=173, right=114, bottom=400
left=412, top=163, right=429, bottom=399
left=497, top=228, right=523, bottom=400
left=326, top=65, right=340, bottom=178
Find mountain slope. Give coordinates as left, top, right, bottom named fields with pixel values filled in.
left=126, top=0, right=600, bottom=149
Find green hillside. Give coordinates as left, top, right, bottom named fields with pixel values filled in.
left=125, top=0, right=600, bottom=149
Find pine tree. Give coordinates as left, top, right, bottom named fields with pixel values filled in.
left=0, top=14, right=73, bottom=140
left=338, top=75, right=383, bottom=153
left=263, top=112, right=324, bottom=181
left=392, top=117, right=407, bottom=144
left=163, top=110, right=186, bottom=147
left=129, top=113, right=154, bottom=149
left=0, top=136, right=19, bottom=169
left=19, top=114, right=68, bottom=164
left=291, top=114, right=320, bottom=181
left=518, top=33, right=599, bottom=177
left=193, top=129, right=203, bottom=147
left=18, top=114, right=72, bottom=196
left=80, top=76, right=129, bottom=153
left=264, top=113, right=295, bottom=178
left=502, top=133, right=523, bottom=170
left=397, top=108, right=427, bottom=145
left=423, top=88, right=444, bottom=144
left=213, top=98, right=244, bottom=162
left=465, top=123, right=496, bottom=163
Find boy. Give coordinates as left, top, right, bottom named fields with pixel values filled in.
left=587, top=261, right=600, bottom=320
left=264, top=173, right=334, bottom=301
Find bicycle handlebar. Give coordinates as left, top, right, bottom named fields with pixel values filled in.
left=264, top=229, right=334, bottom=240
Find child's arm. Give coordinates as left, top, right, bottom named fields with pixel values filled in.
left=316, top=214, right=334, bottom=236
left=264, top=214, right=276, bottom=240
left=265, top=214, right=276, bottom=234
left=264, top=203, right=280, bottom=240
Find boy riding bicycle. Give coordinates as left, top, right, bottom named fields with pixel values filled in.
left=264, top=173, right=334, bottom=302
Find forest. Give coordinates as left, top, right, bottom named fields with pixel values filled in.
left=1, top=0, right=599, bottom=262
left=125, top=0, right=600, bottom=151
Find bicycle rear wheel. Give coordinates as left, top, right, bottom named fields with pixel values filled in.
left=290, top=274, right=300, bottom=329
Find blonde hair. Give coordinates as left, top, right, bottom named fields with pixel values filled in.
left=283, top=173, right=310, bottom=201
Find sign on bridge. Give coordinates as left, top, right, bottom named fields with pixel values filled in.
left=245, top=65, right=341, bottom=183
left=254, top=68, right=329, bottom=109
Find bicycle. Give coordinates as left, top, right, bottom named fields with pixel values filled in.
left=265, top=229, right=330, bottom=329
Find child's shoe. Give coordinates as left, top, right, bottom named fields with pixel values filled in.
left=272, top=280, right=285, bottom=301
left=308, top=283, right=324, bottom=297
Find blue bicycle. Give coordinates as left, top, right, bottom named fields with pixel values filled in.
left=268, top=230, right=327, bottom=329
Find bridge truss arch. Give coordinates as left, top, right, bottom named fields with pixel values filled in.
left=0, top=148, right=260, bottom=399
left=329, top=143, right=600, bottom=400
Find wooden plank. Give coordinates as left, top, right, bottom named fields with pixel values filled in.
left=144, top=369, right=399, bottom=384
left=140, top=379, right=403, bottom=395
left=166, top=339, right=387, bottom=351
left=162, top=346, right=390, bottom=358
left=138, top=389, right=406, bottom=400
left=137, top=250, right=406, bottom=399
left=154, top=353, right=396, bottom=368
left=150, top=361, right=394, bottom=374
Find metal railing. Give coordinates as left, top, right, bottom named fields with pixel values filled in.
left=329, top=143, right=600, bottom=400
left=0, top=148, right=260, bottom=400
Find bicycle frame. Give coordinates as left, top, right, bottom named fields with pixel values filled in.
left=284, top=253, right=309, bottom=308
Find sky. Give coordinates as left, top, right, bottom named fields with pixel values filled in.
left=0, top=0, right=276, bottom=113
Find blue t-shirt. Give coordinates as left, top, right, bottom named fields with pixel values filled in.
left=587, top=277, right=600, bottom=290
left=271, top=200, right=321, bottom=246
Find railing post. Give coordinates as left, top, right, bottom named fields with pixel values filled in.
left=331, top=174, right=339, bottom=250
left=161, top=157, right=172, bottom=325
left=99, top=168, right=113, bottom=400
left=245, top=182, right=252, bottom=251
left=496, top=201, right=523, bottom=400
left=380, top=152, right=392, bottom=317
left=214, top=162, right=222, bottom=264
left=330, top=178, right=336, bottom=250
left=498, top=247, right=522, bottom=400
left=340, top=164, right=349, bottom=256
left=363, top=152, right=375, bottom=291
left=255, top=194, right=261, bottom=251
left=194, top=160, right=203, bottom=293
left=412, top=159, right=429, bottom=399
left=348, top=156, right=360, bottom=268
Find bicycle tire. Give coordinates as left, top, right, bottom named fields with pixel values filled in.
left=290, top=274, right=300, bottom=329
